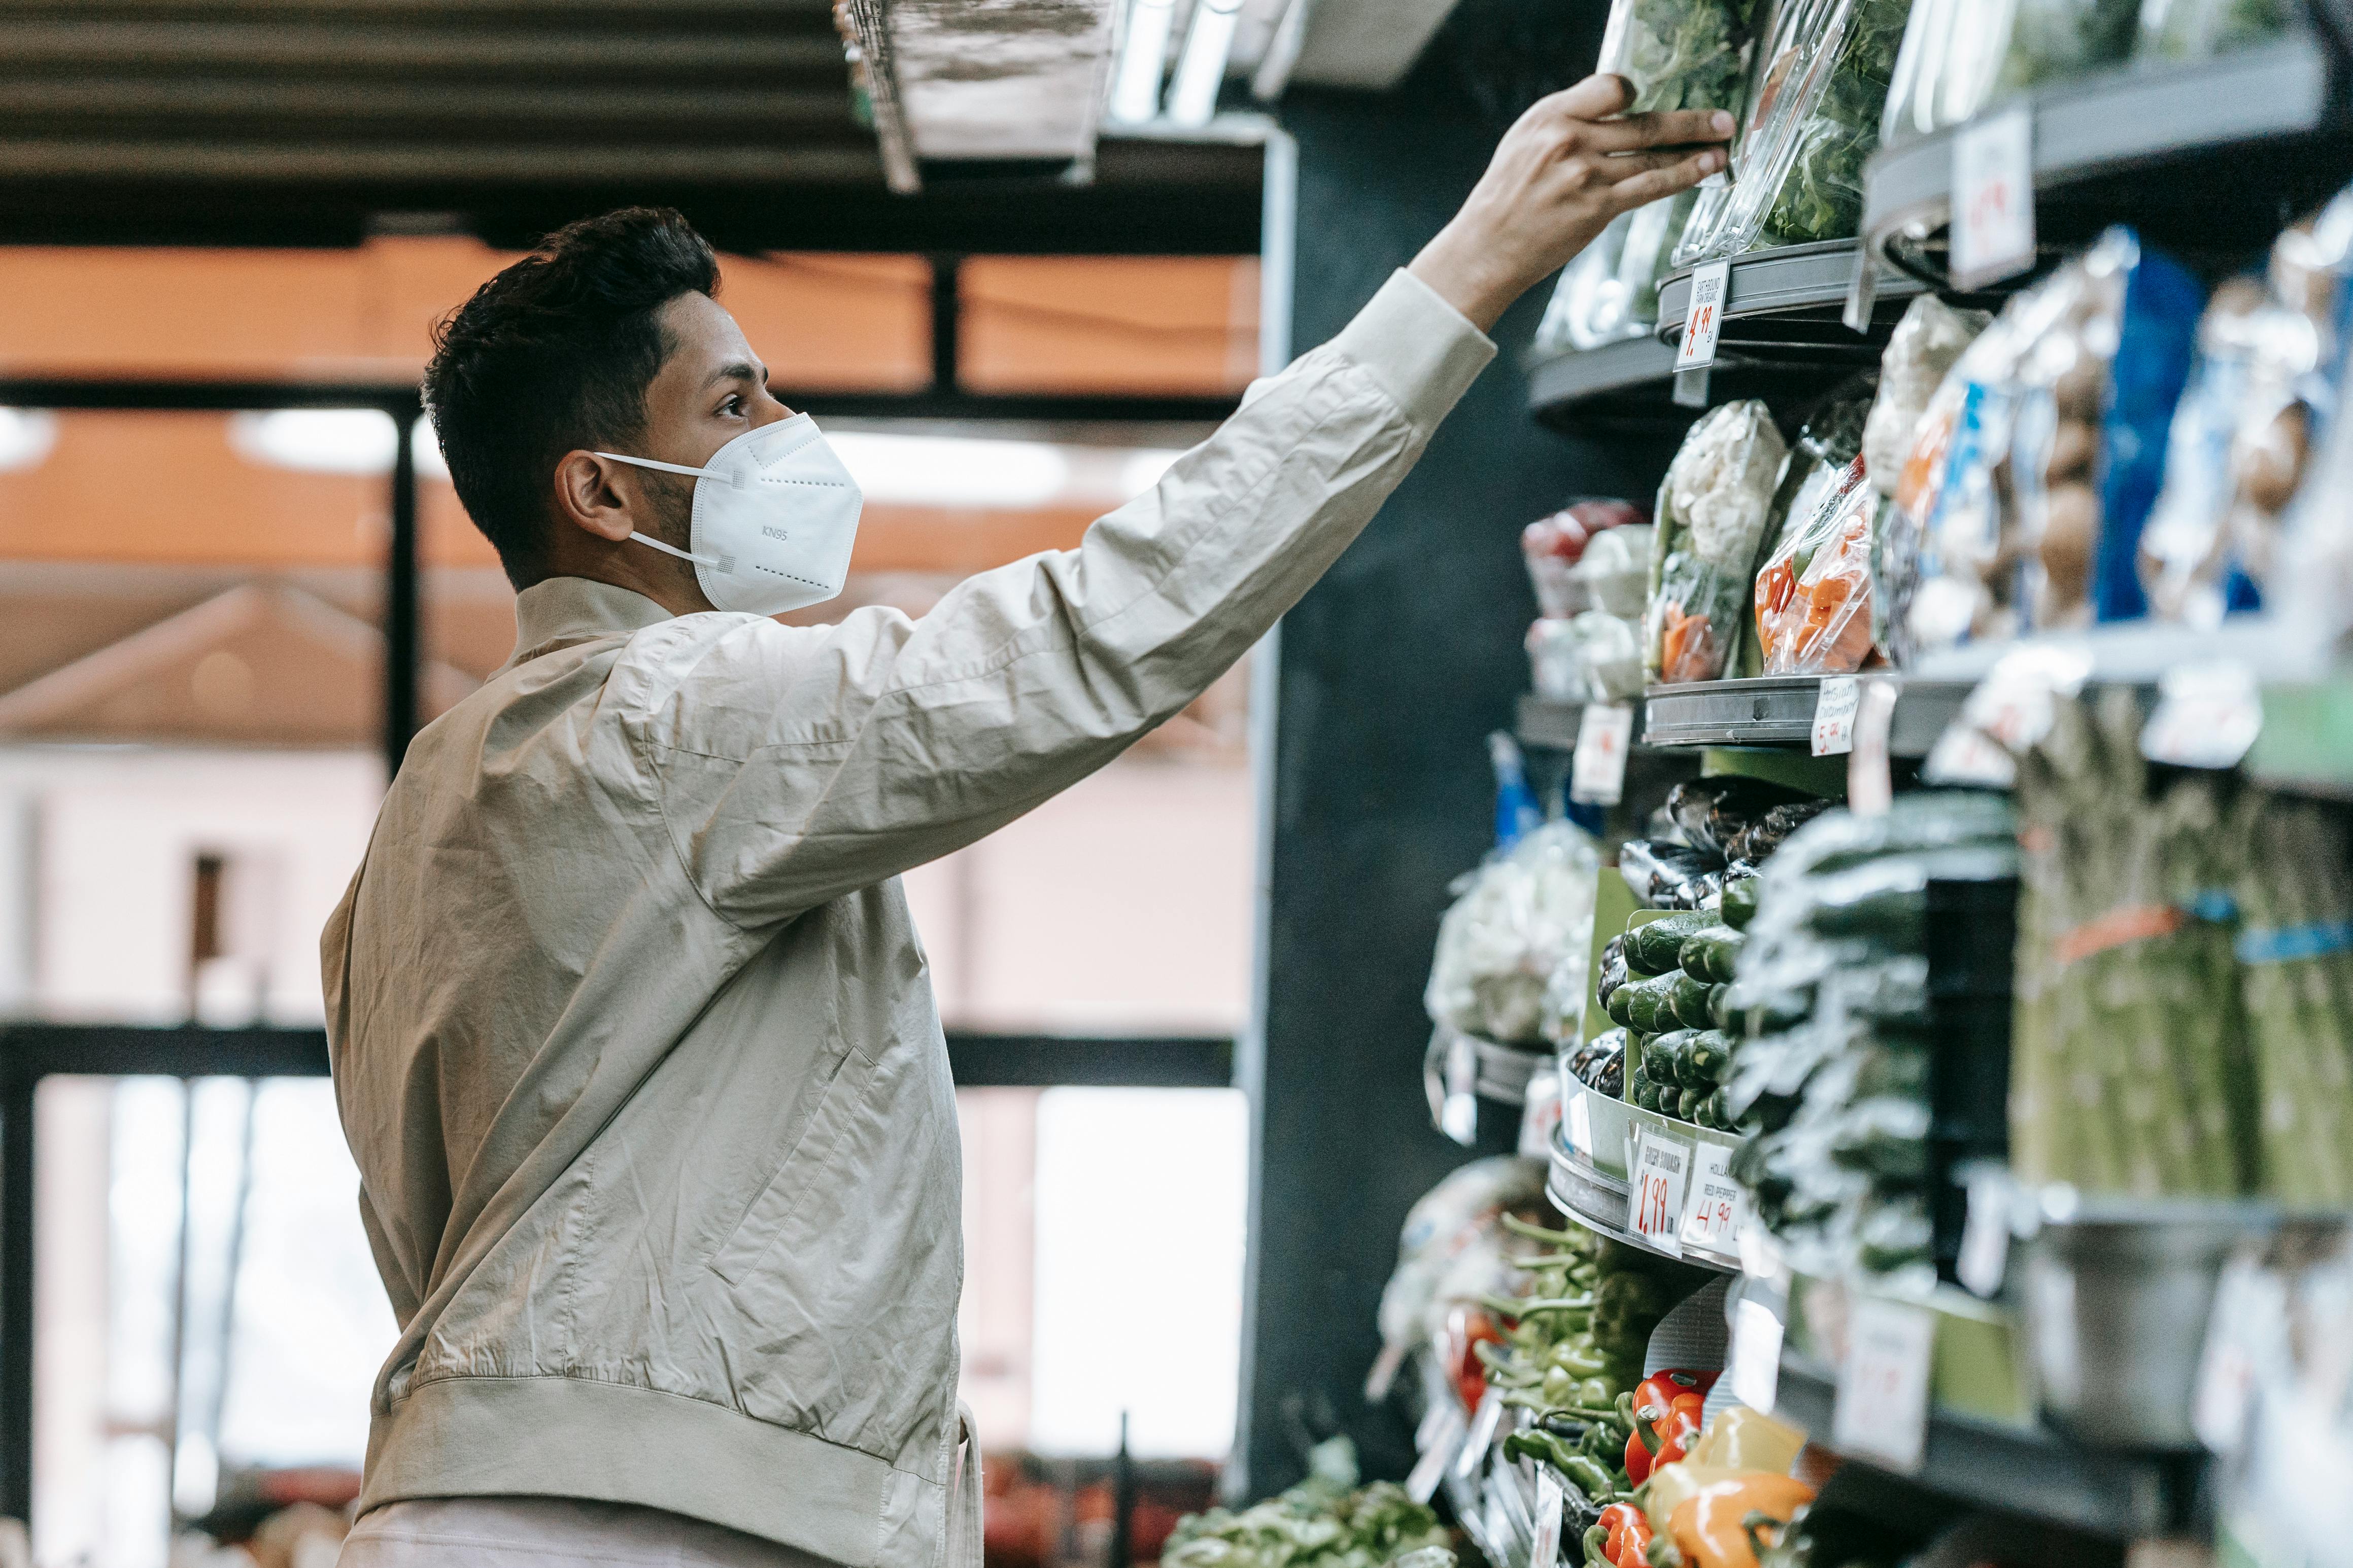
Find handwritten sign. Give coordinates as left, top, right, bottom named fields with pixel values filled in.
left=1629, top=1126, right=1693, bottom=1256
left=1832, top=1296, right=1935, bottom=1473
left=1952, top=107, right=2034, bottom=291
left=1677, top=260, right=1732, bottom=371
left=1571, top=703, right=1634, bottom=806
left=1677, top=1141, right=1744, bottom=1261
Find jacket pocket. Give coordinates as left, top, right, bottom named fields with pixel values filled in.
left=707, top=1043, right=881, bottom=1286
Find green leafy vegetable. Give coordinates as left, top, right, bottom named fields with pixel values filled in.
left=1602, top=0, right=1761, bottom=114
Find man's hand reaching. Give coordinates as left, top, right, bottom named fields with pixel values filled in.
left=1408, top=74, right=1734, bottom=333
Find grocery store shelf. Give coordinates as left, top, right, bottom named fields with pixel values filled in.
left=1863, top=38, right=2351, bottom=289
left=1526, top=338, right=1884, bottom=432
left=1640, top=675, right=1965, bottom=756
left=1771, top=1356, right=2207, bottom=1539
left=1656, top=240, right=1925, bottom=358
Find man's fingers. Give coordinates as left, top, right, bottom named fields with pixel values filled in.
left=1606, top=149, right=1727, bottom=211
left=1591, top=145, right=1722, bottom=181
left=1537, top=73, right=1635, bottom=124
left=1588, top=107, right=1735, bottom=152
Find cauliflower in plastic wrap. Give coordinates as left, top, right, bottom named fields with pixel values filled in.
left=1669, top=401, right=1788, bottom=569
left=1863, top=295, right=1992, bottom=498
left=1423, top=820, right=1601, bottom=1046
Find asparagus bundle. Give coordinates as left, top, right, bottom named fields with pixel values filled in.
left=2230, top=792, right=2353, bottom=1206
left=2009, top=691, right=2255, bottom=1196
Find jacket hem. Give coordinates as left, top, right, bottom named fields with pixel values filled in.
left=361, top=1374, right=927, bottom=1568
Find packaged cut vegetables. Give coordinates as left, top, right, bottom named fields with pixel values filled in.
left=1526, top=499, right=1648, bottom=619
left=1674, top=0, right=1914, bottom=264
left=1370, top=1157, right=1548, bottom=1405
left=1886, top=227, right=2202, bottom=658
left=1754, top=457, right=1882, bottom=673
left=1596, top=0, right=1763, bottom=114
left=1526, top=504, right=1650, bottom=702
left=1426, top=821, right=1602, bottom=1046
left=1649, top=401, right=1788, bottom=683
left=1880, top=0, right=2140, bottom=148
left=1861, top=295, right=1991, bottom=499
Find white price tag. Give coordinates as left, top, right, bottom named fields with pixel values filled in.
left=1810, top=675, right=1860, bottom=756
left=1441, top=1031, right=1478, bottom=1146
left=1570, top=702, right=1635, bottom=806
left=1519, top=1070, right=1562, bottom=1158
left=1729, top=1295, right=1786, bottom=1413
left=1847, top=677, right=1899, bottom=815
left=1676, top=1142, right=1744, bottom=1260
left=1406, top=1402, right=1466, bottom=1504
left=1951, top=106, right=2035, bottom=291
left=1922, top=721, right=2016, bottom=788
left=1955, top=1167, right=2014, bottom=1299
left=2141, top=659, right=2262, bottom=769
left=1530, top=1467, right=1566, bottom=1568
left=1456, top=1387, right=1505, bottom=1480
left=1676, top=260, right=1732, bottom=372
left=1565, top=1084, right=1595, bottom=1158
left=1832, top=1296, right=1935, bottom=1473
left=1628, top=1127, right=1692, bottom=1256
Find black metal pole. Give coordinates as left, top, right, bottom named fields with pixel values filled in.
left=0, top=1058, right=37, bottom=1524
left=929, top=254, right=962, bottom=394
left=384, top=396, right=422, bottom=777
left=1110, top=1411, right=1135, bottom=1568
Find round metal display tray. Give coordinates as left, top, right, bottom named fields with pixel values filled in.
left=1640, top=675, right=1969, bottom=756
left=1655, top=238, right=1925, bottom=355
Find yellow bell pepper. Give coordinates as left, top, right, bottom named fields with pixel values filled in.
left=1667, top=1474, right=1817, bottom=1568
left=1684, top=1407, right=1806, bottom=1475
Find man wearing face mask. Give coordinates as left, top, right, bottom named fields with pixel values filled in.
left=324, top=76, right=1728, bottom=1568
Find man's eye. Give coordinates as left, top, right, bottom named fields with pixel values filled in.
left=720, top=395, right=744, bottom=416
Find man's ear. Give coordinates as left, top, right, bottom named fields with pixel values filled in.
left=553, top=450, right=636, bottom=543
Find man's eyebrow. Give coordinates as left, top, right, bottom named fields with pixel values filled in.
left=705, top=360, right=765, bottom=389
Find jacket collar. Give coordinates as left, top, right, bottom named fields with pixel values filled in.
left=502, top=576, right=678, bottom=673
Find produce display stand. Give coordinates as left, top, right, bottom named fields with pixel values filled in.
left=1768, top=1360, right=2206, bottom=1540
left=1861, top=36, right=2352, bottom=289
left=1639, top=675, right=1967, bottom=758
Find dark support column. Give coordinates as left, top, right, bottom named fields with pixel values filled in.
left=384, top=395, right=423, bottom=777
left=1236, top=10, right=1683, bottom=1497
left=929, top=255, right=963, bottom=393
left=1, top=1069, right=36, bottom=1523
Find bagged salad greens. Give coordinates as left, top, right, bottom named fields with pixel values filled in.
left=1647, top=400, right=1788, bottom=683
left=1880, top=0, right=2140, bottom=148
left=1676, top=0, right=1914, bottom=264
left=1596, top=0, right=1764, bottom=113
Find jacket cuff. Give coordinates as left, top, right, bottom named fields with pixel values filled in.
left=1328, top=268, right=1498, bottom=437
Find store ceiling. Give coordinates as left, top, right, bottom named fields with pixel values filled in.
left=0, top=0, right=1262, bottom=254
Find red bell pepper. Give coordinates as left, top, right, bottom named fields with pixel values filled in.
left=1597, top=1503, right=1652, bottom=1568
left=1623, top=1424, right=1653, bottom=1486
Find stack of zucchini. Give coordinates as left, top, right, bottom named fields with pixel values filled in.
left=1598, top=903, right=1750, bottom=1130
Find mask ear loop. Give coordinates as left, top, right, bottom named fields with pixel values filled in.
left=593, top=450, right=722, bottom=568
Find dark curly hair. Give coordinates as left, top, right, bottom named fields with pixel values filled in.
left=425, top=207, right=721, bottom=585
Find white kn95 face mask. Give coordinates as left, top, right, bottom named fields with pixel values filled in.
left=596, top=412, right=864, bottom=616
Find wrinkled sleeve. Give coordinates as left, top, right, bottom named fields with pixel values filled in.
left=642, top=269, right=1495, bottom=929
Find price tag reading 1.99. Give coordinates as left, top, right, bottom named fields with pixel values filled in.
left=1676, top=260, right=1732, bottom=372
left=1629, top=1128, right=1692, bottom=1257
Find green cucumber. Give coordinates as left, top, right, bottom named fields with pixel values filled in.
left=1676, top=1087, right=1707, bottom=1123
left=1685, top=1030, right=1731, bottom=1085
left=1648, top=1029, right=1698, bottom=1088
left=1638, top=1080, right=1665, bottom=1114
left=1666, top=970, right=1717, bottom=1030
left=1624, top=911, right=1722, bottom=975
left=1721, top=876, right=1761, bottom=930
left=1679, top=926, right=1748, bottom=985
left=1627, top=1063, right=1650, bottom=1107
left=1622, top=972, right=1680, bottom=1033
left=1707, top=983, right=1732, bottom=1031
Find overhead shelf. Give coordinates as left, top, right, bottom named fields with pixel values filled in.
left=1515, top=693, right=1585, bottom=752
left=1771, top=1357, right=2207, bottom=1540
left=1641, top=675, right=1966, bottom=757
left=1862, top=37, right=2352, bottom=289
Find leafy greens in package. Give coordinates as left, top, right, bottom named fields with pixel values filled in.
left=1536, top=191, right=1703, bottom=351
left=1881, top=0, right=2139, bottom=147
left=1597, top=0, right=1763, bottom=113
left=1678, top=0, right=1914, bottom=264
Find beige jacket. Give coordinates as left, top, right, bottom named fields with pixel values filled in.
left=321, top=269, right=1494, bottom=1568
